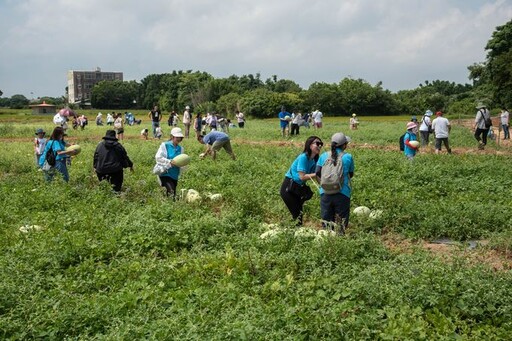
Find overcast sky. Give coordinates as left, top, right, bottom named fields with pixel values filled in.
left=1, top=0, right=511, bottom=99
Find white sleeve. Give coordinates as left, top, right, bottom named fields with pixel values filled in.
left=155, top=143, right=170, bottom=164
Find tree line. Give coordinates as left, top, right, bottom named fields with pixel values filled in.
left=2, top=19, right=511, bottom=118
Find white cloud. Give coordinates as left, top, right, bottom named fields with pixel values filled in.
left=0, top=0, right=511, bottom=98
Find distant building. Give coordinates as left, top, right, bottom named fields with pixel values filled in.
left=67, top=67, right=123, bottom=104
left=29, top=101, right=56, bottom=115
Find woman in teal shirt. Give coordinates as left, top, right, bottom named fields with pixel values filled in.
left=280, top=135, right=323, bottom=226
left=39, top=126, right=77, bottom=182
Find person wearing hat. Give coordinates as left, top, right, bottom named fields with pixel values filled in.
left=404, top=122, right=419, bottom=160
left=155, top=127, right=185, bottom=199
left=183, top=105, right=192, bottom=138
left=148, top=105, right=162, bottom=138
left=93, top=130, right=134, bottom=192
left=315, top=132, right=354, bottom=233
left=419, top=110, right=434, bottom=147
left=197, top=130, right=236, bottom=161
left=39, top=126, right=77, bottom=182
left=431, top=111, right=452, bottom=154
left=474, top=103, right=492, bottom=149
left=350, top=113, right=359, bottom=130
left=280, top=136, right=323, bottom=226
left=34, top=128, right=47, bottom=167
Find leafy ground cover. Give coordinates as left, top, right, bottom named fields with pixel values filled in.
left=0, top=114, right=511, bottom=339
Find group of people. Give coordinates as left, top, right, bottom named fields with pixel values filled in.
left=278, top=107, right=321, bottom=137
left=148, top=105, right=245, bottom=141
left=402, top=103, right=510, bottom=159
left=280, top=132, right=354, bottom=234
left=403, top=110, right=452, bottom=159
left=36, top=124, right=236, bottom=197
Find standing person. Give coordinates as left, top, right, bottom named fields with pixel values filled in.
left=155, top=127, right=185, bottom=199
left=93, top=130, right=134, bottom=192
left=313, top=109, right=323, bottom=129
left=431, top=111, right=452, bottom=154
left=182, top=106, right=192, bottom=138
left=235, top=110, right=245, bottom=128
left=148, top=105, right=162, bottom=138
left=34, top=128, right=47, bottom=167
left=500, top=107, right=510, bottom=140
left=419, top=110, right=433, bottom=147
left=106, top=112, right=114, bottom=126
left=193, top=112, right=203, bottom=138
left=38, top=126, right=76, bottom=182
left=96, top=113, right=103, bottom=126
left=302, top=112, right=311, bottom=129
left=280, top=136, right=323, bottom=226
left=474, top=103, right=492, bottom=149
left=197, top=130, right=236, bottom=161
left=278, top=106, right=290, bottom=137
left=349, top=113, right=359, bottom=130
left=403, top=122, right=419, bottom=160
left=209, top=113, right=218, bottom=131
left=113, top=113, right=124, bottom=141
left=316, top=132, right=354, bottom=233
left=291, top=112, right=302, bottom=136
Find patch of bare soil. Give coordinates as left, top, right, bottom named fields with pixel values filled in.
left=382, top=233, right=512, bottom=271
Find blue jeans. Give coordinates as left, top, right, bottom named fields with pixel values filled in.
left=320, top=193, right=350, bottom=233
left=44, top=159, right=69, bottom=182
left=152, top=121, right=160, bottom=137
left=502, top=124, right=510, bottom=139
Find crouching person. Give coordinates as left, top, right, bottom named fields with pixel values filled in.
left=93, top=130, right=133, bottom=192
left=197, top=131, right=236, bottom=160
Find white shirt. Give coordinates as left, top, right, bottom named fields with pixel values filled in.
left=292, top=113, right=302, bottom=124
left=500, top=111, right=509, bottom=125
left=475, top=109, right=490, bottom=129
left=313, top=111, right=323, bottom=123
left=419, top=116, right=432, bottom=132
left=431, top=116, right=450, bottom=138
left=183, top=110, right=191, bottom=124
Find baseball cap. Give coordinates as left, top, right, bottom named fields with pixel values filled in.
left=171, top=127, right=184, bottom=138
left=331, top=132, right=351, bottom=146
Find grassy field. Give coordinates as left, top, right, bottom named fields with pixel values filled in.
left=1, top=112, right=511, bottom=339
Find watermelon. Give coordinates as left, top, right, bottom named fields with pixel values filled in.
left=66, top=144, right=81, bottom=155
left=172, top=154, right=190, bottom=167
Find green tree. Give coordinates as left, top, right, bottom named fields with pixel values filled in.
left=484, top=19, right=512, bottom=107
left=302, top=82, right=341, bottom=114
left=9, top=94, right=29, bottom=109
left=216, top=92, right=243, bottom=117
left=91, top=80, right=138, bottom=109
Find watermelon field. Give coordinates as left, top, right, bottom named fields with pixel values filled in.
left=1, top=110, right=512, bottom=339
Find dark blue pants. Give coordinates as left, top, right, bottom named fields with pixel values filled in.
left=320, top=193, right=350, bottom=232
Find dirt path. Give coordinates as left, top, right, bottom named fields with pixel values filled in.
left=382, top=233, right=512, bottom=271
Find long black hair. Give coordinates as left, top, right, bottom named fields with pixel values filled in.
left=303, top=135, right=322, bottom=162
left=49, top=126, right=65, bottom=141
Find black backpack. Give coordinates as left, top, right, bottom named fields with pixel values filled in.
left=45, top=141, right=56, bottom=166
left=399, top=134, right=405, bottom=151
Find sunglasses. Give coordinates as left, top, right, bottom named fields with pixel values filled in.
left=313, top=141, right=324, bottom=147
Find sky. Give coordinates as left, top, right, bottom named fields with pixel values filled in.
left=1, top=0, right=511, bottom=99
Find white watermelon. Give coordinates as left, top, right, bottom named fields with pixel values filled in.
left=409, top=140, right=420, bottom=148
left=353, top=206, right=371, bottom=216
left=66, top=144, right=81, bottom=155
left=172, top=154, right=190, bottom=167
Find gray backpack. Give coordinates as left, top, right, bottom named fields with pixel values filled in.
left=320, top=152, right=344, bottom=194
